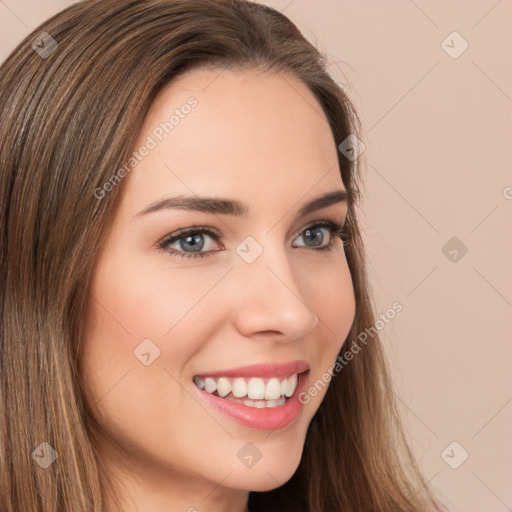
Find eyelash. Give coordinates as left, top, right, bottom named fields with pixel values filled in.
left=157, top=220, right=350, bottom=260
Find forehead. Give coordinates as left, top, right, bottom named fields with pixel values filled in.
left=120, top=67, right=342, bottom=215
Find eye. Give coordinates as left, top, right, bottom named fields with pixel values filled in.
left=158, top=220, right=349, bottom=260
left=292, top=220, right=348, bottom=251
left=158, top=226, right=223, bottom=259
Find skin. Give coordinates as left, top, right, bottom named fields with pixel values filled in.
left=80, top=67, right=356, bottom=512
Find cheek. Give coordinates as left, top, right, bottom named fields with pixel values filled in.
left=303, top=257, right=355, bottom=405
left=324, top=260, right=355, bottom=331
left=79, top=258, right=232, bottom=469
left=79, top=249, right=232, bottom=414
left=308, top=254, right=355, bottom=342
left=85, top=245, right=232, bottom=346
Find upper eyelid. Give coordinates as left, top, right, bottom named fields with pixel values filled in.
left=166, top=219, right=343, bottom=238
left=295, top=218, right=345, bottom=234
left=159, top=225, right=222, bottom=246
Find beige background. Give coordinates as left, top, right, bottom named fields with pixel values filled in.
left=1, top=1, right=511, bottom=510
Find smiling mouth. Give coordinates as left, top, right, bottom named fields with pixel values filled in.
left=193, top=373, right=303, bottom=409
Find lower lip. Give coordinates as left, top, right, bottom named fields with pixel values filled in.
left=195, top=372, right=309, bottom=430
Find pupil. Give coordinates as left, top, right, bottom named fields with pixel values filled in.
left=305, top=228, right=323, bottom=246
left=180, top=234, right=204, bottom=252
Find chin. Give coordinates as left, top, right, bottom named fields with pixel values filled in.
left=225, top=439, right=305, bottom=492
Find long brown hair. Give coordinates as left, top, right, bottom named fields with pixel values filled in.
left=0, top=1, right=445, bottom=510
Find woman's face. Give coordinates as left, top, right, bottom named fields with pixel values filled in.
left=81, top=68, right=355, bottom=508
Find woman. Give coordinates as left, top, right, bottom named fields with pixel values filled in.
left=0, top=1, right=446, bottom=511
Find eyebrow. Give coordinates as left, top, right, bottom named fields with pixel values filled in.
left=135, top=189, right=350, bottom=218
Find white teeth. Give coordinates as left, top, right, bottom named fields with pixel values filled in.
left=194, top=373, right=300, bottom=404
left=264, top=378, right=282, bottom=400
left=235, top=397, right=285, bottom=408
left=204, top=377, right=217, bottom=394
left=285, top=373, right=298, bottom=397
left=247, top=378, right=265, bottom=400
left=232, top=378, right=248, bottom=398
left=216, top=377, right=231, bottom=398
left=193, top=376, right=205, bottom=390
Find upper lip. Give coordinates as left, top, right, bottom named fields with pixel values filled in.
left=195, top=360, right=309, bottom=379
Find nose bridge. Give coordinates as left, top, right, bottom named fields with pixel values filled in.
left=231, top=235, right=319, bottom=338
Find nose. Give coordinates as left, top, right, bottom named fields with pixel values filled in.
left=228, top=242, right=319, bottom=341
